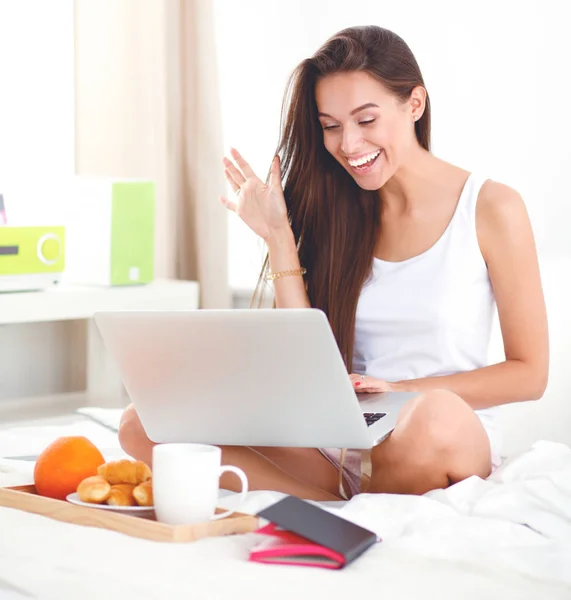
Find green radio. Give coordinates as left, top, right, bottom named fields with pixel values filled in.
left=65, top=178, right=155, bottom=287
left=0, top=226, right=66, bottom=292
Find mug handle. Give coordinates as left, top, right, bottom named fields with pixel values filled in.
left=212, top=465, right=249, bottom=520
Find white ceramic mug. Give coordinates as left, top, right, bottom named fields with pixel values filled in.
left=152, top=443, right=249, bottom=525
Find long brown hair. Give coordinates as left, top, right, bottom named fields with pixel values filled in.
left=252, top=26, right=431, bottom=370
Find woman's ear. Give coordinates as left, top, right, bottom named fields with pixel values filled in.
left=409, top=85, right=426, bottom=121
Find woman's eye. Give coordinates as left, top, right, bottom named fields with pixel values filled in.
left=322, top=119, right=375, bottom=130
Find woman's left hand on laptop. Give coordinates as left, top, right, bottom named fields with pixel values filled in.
left=350, top=374, right=394, bottom=393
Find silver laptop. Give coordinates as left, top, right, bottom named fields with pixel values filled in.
left=94, top=309, right=418, bottom=449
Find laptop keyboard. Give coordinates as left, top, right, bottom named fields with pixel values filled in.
left=363, top=412, right=387, bottom=426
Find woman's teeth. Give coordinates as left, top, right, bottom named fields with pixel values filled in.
left=348, top=149, right=381, bottom=169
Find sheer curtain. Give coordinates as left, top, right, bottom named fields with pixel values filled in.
left=75, top=0, right=230, bottom=308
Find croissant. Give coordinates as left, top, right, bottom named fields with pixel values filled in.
left=106, top=483, right=137, bottom=507
left=133, top=480, right=153, bottom=507
left=97, top=459, right=152, bottom=485
left=77, top=476, right=111, bottom=504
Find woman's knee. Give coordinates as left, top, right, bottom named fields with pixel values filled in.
left=118, top=404, right=152, bottom=457
left=394, top=389, right=475, bottom=452
left=394, top=389, right=490, bottom=473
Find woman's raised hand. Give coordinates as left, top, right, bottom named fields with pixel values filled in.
left=221, top=148, right=290, bottom=241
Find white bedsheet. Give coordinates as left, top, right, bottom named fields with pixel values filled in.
left=0, top=418, right=570, bottom=600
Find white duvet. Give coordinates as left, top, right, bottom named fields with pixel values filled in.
left=1, top=431, right=570, bottom=599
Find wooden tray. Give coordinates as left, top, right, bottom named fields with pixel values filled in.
left=0, top=485, right=259, bottom=543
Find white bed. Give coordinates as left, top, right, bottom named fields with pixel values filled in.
left=0, top=414, right=570, bottom=600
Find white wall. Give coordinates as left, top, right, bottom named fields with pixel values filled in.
left=0, top=1, right=75, bottom=222
left=0, top=1, right=78, bottom=401
left=213, top=0, right=571, bottom=288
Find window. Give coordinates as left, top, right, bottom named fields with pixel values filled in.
left=0, top=2, right=74, bottom=225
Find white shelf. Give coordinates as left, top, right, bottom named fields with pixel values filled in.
left=0, top=279, right=200, bottom=325
left=0, top=279, right=200, bottom=415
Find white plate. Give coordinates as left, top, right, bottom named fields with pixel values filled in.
left=66, top=492, right=155, bottom=518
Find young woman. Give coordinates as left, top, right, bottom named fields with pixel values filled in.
left=119, top=25, right=548, bottom=501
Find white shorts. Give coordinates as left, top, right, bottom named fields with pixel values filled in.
left=476, top=411, right=503, bottom=472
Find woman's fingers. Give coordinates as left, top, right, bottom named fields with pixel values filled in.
left=223, top=168, right=242, bottom=193
left=221, top=169, right=238, bottom=211
left=350, top=374, right=364, bottom=389
left=230, top=147, right=256, bottom=179
left=349, top=373, right=386, bottom=392
left=223, top=159, right=246, bottom=189
left=268, top=155, right=284, bottom=191
left=221, top=148, right=252, bottom=215
left=219, top=195, right=237, bottom=212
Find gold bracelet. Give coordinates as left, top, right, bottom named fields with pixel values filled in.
left=265, top=267, right=307, bottom=281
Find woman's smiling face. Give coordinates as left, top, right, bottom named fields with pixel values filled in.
left=316, top=71, right=422, bottom=190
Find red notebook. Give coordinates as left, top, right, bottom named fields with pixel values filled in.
left=249, top=496, right=379, bottom=569
left=250, top=523, right=348, bottom=569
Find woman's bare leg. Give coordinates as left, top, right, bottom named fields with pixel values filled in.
left=118, top=404, right=341, bottom=501
left=217, top=446, right=340, bottom=500
left=118, top=404, right=157, bottom=466
left=367, top=389, right=492, bottom=495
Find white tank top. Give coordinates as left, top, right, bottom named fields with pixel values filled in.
left=353, top=173, right=499, bottom=423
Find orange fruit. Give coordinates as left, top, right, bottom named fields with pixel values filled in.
left=34, top=436, right=105, bottom=501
